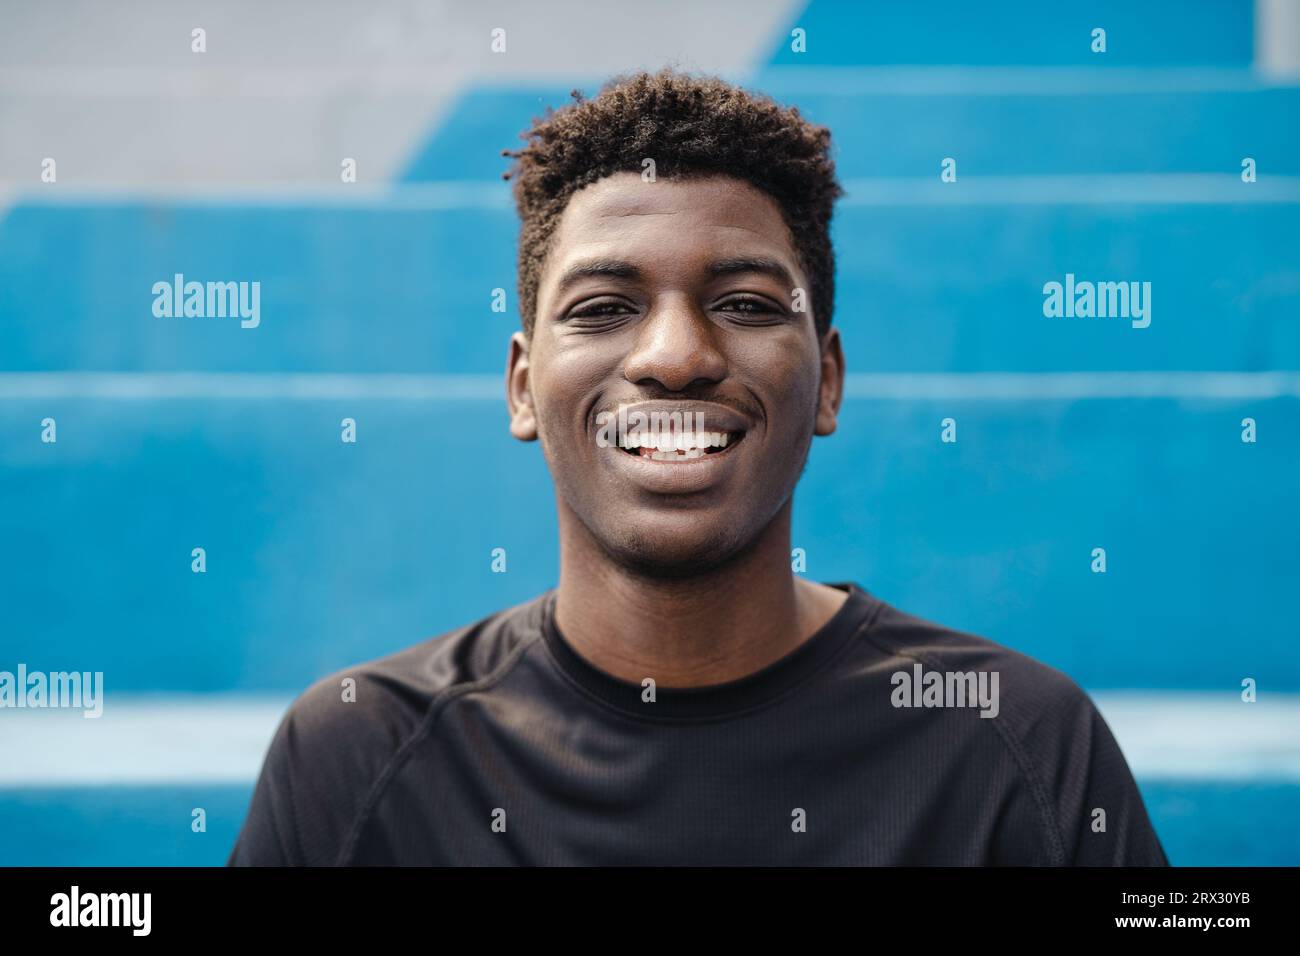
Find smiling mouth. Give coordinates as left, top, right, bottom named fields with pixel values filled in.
left=616, top=430, right=746, bottom=462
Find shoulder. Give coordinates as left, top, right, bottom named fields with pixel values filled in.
left=860, top=593, right=1096, bottom=732
left=289, top=588, right=549, bottom=750
left=855, top=592, right=1164, bottom=864
left=294, top=589, right=549, bottom=732
left=229, top=591, right=550, bottom=865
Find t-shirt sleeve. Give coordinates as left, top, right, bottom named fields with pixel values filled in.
left=226, top=708, right=303, bottom=866
left=226, top=669, right=422, bottom=866
left=1040, top=681, right=1170, bottom=866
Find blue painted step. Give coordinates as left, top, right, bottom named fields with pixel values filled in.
left=766, top=0, right=1251, bottom=67
left=1, top=397, right=1295, bottom=692
left=2, top=202, right=1296, bottom=373
left=402, top=85, right=1300, bottom=182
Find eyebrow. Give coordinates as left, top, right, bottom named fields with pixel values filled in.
left=554, top=258, right=643, bottom=295
left=554, top=256, right=796, bottom=296
left=707, top=256, right=796, bottom=289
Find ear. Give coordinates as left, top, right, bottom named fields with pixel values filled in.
left=506, top=331, right=538, bottom=441
left=814, top=326, right=845, bottom=437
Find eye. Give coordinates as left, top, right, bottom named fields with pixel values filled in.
left=565, top=298, right=637, bottom=327
left=715, top=296, right=785, bottom=322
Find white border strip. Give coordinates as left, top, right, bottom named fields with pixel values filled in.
left=3, top=66, right=1286, bottom=98
left=0, top=182, right=514, bottom=210
left=0, top=372, right=504, bottom=401
left=1093, top=691, right=1300, bottom=782
left=3, top=174, right=1299, bottom=210
left=0, top=695, right=291, bottom=786
left=0, top=371, right=1296, bottom=402
left=839, top=371, right=1300, bottom=400
left=838, top=174, right=1300, bottom=205
left=0, top=691, right=1295, bottom=785
left=758, top=66, right=1294, bottom=95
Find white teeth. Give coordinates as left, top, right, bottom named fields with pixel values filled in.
left=650, top=448, right=706, bottom=461
left=616, top=430, right=737, bottom=453
left=660, top=432, right=727, bottom=451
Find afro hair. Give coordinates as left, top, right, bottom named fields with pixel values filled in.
left=503, top=67, right=843, bottom=338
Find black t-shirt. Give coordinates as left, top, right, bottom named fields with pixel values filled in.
left=227, top=582, right=1169, bottom=866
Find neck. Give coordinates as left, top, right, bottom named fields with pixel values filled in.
left=552, top=500, right=847, bottom=687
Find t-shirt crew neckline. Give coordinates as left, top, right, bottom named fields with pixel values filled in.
left=540, top=582, right=878, bottom=721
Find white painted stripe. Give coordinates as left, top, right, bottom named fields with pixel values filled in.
left=759, top=66, right=1295, bottom=96
left=0, top=66, right=469, bottom=98
left=0, top=371, right=1296, bottom=402
left=0, top=372, right=504, bottom=401
left=1092, top=691, right=1300, bottom=782
left=0, top=692, right=1295, bottom=786
left=839, top=371, right=1300, bottom=400
left=838, top=174, right=1300, bottom=205
left=4, top=66, right=1288, bottom=98
left=4, top=175, right=1298, bottom=210
left=0, top=182, right=514, bottom=210
left=0, top=695, right=291, bottom=786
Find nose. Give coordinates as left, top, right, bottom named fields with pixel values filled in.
left=622, top=295, right=727, bottom=392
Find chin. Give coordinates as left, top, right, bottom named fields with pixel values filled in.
left=594, top=518, right=756, bottom=581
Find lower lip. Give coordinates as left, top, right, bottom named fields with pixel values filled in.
left=605, top=437, right=746, bottom=494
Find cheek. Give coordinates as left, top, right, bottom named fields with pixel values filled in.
left=784, top=352, right=822, bottom=402
left=742, top=342, right=823, bottom=431
left=789, top=336, right=826, bottom=405
left=530, top=351, right=607, bottom=455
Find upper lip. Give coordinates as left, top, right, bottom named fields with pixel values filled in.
left=598, top=400, right=752, bottom=438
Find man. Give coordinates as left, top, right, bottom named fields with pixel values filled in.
left=228, top=68, right=1168, bottom=866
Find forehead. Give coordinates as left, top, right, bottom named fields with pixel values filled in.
left=541, top=172, right=800, bottom=283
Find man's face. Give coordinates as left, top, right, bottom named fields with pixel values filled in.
left=507, top=172, right=843, bottom=577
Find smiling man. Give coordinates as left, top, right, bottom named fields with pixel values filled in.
left=228, top=69, right=1168, bottom=866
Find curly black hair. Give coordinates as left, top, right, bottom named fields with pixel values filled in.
left=502, top=67, right=843, bottom=338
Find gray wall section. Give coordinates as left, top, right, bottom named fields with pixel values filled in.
left=1258, top=0, right=1300, bottom=76
left=0, top=0, right=800, bottom=188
